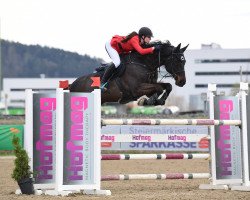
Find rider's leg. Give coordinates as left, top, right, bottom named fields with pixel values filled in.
left=101, top=63, right=116, bottom=89
left=101, top=41, right=120, bottom=90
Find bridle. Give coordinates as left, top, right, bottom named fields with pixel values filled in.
left=158, top=49, right=185, bottom=81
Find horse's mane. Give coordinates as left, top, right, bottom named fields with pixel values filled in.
left=145, top=40, right=172, bottom=48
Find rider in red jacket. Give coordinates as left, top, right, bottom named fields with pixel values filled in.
left=111, top=34, right=154, bottom=55
left=101, top=27, right=157, bottom=91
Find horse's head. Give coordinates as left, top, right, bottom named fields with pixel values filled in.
left=160, top=42, right=188, bottom=87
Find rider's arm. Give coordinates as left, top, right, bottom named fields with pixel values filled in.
left=130, top=36, right=154, bottom=55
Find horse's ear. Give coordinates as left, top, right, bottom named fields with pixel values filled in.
left=181, top=44, right=189, bottom=52
left=174, top=43, right=181, bottom=52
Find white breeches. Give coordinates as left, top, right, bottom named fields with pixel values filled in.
left=105, top=41, right=120, bottom=68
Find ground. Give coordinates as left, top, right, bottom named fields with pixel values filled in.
left=1, top=156, right=250, bottom=200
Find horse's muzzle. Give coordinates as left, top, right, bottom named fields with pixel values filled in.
left=175, top=74, right=186, bottom=87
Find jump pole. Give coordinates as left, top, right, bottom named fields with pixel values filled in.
left=101, top=173, right=211, bottom=181
left=101, top=153, right=210, bottom=160
left=101, top=119, right=241, bottom=126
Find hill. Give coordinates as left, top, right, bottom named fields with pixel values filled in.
left=1, top=40, right=104, bottom=78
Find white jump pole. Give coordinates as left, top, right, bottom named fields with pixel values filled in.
left=101, top=119, right=241, bottom=126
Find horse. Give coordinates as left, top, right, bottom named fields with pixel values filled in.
left=69, top=41, right=188, bottom=106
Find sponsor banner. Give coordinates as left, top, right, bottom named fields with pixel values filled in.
left=100, top=125, right=209, bottom=151
left=31, top=90, right=101, bottom=191
left=62, top=92, right=96, bottom=185
left=121, top=125, right=209, bottom=151
left=100, top=133, right=208, bottom=143
left=214, top=96, right=242, bottom=180
left=33, top=93, right=56, bottom=184
left=101, top=125, right=120, bottom=149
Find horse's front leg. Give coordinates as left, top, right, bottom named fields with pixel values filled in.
left=155, top=83, right=172, bottom=105
left=133, top=83, right=164, bottom=106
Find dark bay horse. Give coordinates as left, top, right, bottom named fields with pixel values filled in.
left=69, top=41, right=188, bottom=106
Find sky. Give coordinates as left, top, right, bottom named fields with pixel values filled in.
left=0, top=0, right=250, bottom=61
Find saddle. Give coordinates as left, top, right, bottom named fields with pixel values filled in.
left=95, top=62, right=126, bottom=81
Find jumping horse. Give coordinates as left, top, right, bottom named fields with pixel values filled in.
left=69, top=41, right=188, bottom=106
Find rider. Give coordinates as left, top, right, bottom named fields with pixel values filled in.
left=101, top=27, right=160, bottom=91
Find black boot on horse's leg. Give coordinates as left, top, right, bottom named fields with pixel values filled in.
left=155, top=92, right=169, bottom=105
left=100, top=63, right=116, bottom=91
left=154, top=83, right=172, bottom=105
left=143, top=93, right=159, bottom=106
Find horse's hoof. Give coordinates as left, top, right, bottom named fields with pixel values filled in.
left=138, top=98, right=146, bottom=106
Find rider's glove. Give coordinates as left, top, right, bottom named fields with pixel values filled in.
left=154, top=45, right=161, bottom=52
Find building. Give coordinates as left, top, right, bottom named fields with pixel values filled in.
left=2, top=78, right=75, bottom=107
left=2, top=44, right=250, bottom=110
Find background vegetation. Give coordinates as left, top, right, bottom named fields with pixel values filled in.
left=1, top=40, right=104, bottom=78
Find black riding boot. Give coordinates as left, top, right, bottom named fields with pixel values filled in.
left=100, top=63, right=116, bottom=91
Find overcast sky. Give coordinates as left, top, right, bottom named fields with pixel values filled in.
left=0, top=0, right=250, bottom=61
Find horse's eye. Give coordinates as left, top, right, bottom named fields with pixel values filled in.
left=181, top=56, right=185, bottom=61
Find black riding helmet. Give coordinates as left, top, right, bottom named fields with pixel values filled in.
left=139, top=27, right=153, bottom=38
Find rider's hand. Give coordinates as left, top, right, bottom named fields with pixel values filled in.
left=154, top=45, right=161, bottom=52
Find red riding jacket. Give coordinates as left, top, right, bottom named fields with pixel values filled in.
left=110, top=35, right=154, bottom=55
